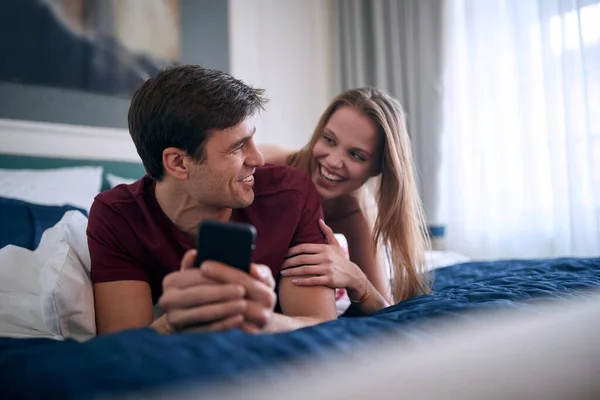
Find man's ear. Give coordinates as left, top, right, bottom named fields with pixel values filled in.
left=162, top=147, right=189, bottom=180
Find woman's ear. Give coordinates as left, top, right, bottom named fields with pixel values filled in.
left=370, top=131, right=386, bottom=177
left=370, top=157, right=383, bottom=176
left=370, top=152, right=384, bottom=177
left=162, top=147, right=189, bottom=180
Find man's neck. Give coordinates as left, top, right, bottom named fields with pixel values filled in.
left=154, top=179, right=232, bottom=240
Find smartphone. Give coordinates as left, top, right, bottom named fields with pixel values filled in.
left=194, top=219, right=257, bottom=273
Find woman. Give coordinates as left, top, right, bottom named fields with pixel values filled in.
left=260, top=87, right=431, bottom=315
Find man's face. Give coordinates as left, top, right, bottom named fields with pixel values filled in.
left=186, top=118, right=265, bottom=209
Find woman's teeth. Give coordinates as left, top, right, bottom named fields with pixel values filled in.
left=319, top=165, right=345, bottom=183
left=242, top=175, right=253, bottom=182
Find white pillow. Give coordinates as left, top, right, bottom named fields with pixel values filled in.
left=38, top=210, right=96, bottom=342
left=0, top=166, right=103, bottom=211
left=425, top=250, right=471, bottom=270
left=0, top=245, right=60, bottom=339
left=333, top=233, right=351, bottom=316
left=106, top=172, right=137, bottom=188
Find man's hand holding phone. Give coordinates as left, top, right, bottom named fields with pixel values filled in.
left=158, top=249, right=277, bottom=334
left=197, top=253, right=277, bottom=333
left=157, top=220, right=277, bottom=334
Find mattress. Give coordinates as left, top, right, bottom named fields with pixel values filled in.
left=2, top=256, right=599, bottom=399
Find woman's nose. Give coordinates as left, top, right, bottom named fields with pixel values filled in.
left=325, top=151, right=344, bottom=169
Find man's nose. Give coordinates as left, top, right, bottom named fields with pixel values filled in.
left=245, top=139, right=265, bottom=167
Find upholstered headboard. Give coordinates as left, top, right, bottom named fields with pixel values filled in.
left=0, top=118, right=145, bottom=191
left=0, top=153, right=145, bottom=192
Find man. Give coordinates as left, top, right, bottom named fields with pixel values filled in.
left=87, top=65, right=337, bottom=335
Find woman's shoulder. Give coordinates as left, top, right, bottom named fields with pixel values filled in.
left=257, top=143, right=295, bottom=166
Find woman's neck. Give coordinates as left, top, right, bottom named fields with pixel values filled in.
left=321, top=194, right=361, bottom=221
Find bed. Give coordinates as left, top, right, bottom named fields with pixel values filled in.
left=1, top=118, right=599, bottom=399
left=1, top=257, right=599, bottom=399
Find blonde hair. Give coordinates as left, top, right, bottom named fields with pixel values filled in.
left=288, top=87, right=431, bottom=302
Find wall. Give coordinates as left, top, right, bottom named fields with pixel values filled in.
left=0, top=0, right=334, bottom=150
left=228, top=0, right=334, bottom=149
left=0, top=0, right=230, bottom=129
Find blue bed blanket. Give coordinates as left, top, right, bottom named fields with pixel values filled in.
left=1, top=257, right=599, bottom=399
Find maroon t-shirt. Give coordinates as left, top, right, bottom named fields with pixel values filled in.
left=87, top=164, right=326, bottom=304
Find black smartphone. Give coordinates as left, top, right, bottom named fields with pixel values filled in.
left=194, top=219, right=257, bottom=273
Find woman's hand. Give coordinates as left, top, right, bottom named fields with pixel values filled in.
left=280, top=219, right=365, bottom=293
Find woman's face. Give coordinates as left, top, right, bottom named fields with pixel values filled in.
left=310, top=106, right=383, bottom=200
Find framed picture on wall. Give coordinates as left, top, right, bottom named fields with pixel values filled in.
left=0, top=0, right=180, bottom=97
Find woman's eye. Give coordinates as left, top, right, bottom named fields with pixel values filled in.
left=322, top=135, right=334, bottom=145
left=350, top=152, right=366, bottom=162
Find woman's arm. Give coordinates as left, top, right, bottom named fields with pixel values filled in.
left=346, top=273, right=391, bottom=315
left=327, top=210, right=394, bottom=312
left=257, top=143, right=294, bottom=165
left=281, top=205, right=394, bottom=314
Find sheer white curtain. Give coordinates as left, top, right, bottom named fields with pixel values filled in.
left=442, top=0, right=600, bottom=259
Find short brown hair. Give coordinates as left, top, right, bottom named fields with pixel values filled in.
left=128, top=65, right=268, bottom=180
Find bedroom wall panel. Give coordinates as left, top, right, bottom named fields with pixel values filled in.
left=228, top=0, right=334, bottom=149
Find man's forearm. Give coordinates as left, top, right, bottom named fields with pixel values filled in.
left=153, top=312, right=333, bottom=334
left=264, top=313, right=335, bottom=333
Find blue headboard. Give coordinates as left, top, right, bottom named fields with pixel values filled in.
left=0, top=153, right=146, bottom=191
